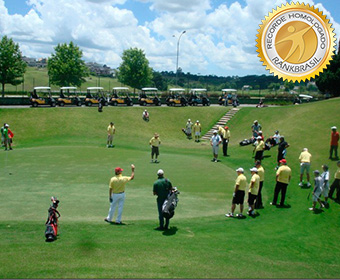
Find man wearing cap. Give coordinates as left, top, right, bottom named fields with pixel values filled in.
left=251, top=120, right=262, bottom=138
left=248, top=167, right=260, bottom=216
left=105, top=164, right=135, bottom=224
left=219, top=125, right=231, bottom=156
left=321, top=164, right=330, bottom=205
left=254, top=136, right=264, bottom=161
left=271, top=159, right=292, bottom=206
left=299, top=148, right=312, bottom=187
left=0, top=123, right=5, bottom=147
left=142, top=109, right=149, bottom=122
left=255, top=161, right=265, bottom=209
left=153, top=169, right=172, bottom=230
left=277, top=136, right=289, bottom=165
left=226, top=168, right=247, bottom=218
left=107, top=122, right=115, bottom=148
left=330, top=126, right=339, bottom=159
left=3, top=124, right=13, bottom=151
left=309, top=170, right=324, bottom=211
left=185, top=119, right=193, bottom=139
left=149, top=133, right=161, bottom=163
left=273, top=130, right=281, bottom=146
left=193, top=120, right=201, bottom=142
left=329, top=160, right=340, bottom=202
left=210, top=130, right=222, bottom=162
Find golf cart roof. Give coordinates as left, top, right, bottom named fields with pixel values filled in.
left=34, top=86, right=51, bottom=90
left=87, top=87, right=104, bottom=90
left=60, top=87, right=77, bottom=90
left=113, top=87, right=129, bottom=90
left=299, top=94, right=313, bottom=99
left=222, top=89, right=237, bottom=92
left=190, top=88, right=207, bottom=93
left=142, top=87, right=158, bottom=91
left=169, top=88, right=185, bottom=92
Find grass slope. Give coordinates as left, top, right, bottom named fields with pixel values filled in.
left=0, top=101, right=340, bottom=278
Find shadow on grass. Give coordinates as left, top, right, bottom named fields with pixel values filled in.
left=312, top=208, right=324, bottom=214
left=262, top=155, right=271, bottom=158
left=163, top=226, right=178, bottom=236
left=276, top=204, right=291, bottom=209
left=249, top=212, right=260, bottom=219
left=300, top=185, right=312, bottom=189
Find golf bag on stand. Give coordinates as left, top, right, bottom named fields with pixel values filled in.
left=45, top=196, right=60, bottom=242
left=162, top=187, right=180, bottom=219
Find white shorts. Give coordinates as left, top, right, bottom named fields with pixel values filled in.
left=322, top=185, right=329, bottom=197
left=212, top=145, right=219, bottom=154
left=195, top=132, right=201, bottom=136
left=300, top=162, right=310, bottom=174
left=313, top=191, right=321, bottom=202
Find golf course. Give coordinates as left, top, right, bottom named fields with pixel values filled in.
left=0, top=99, right=339, bottom=278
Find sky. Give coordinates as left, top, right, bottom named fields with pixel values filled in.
left=0, top=0, right=339, bottom=77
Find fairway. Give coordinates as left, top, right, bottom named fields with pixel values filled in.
left=0, top=102, right=340, bottom=278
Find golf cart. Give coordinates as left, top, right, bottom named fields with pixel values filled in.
left=139, top=88, right=161, bottom=106
left=188, top=89, right=210, bottom=106
left=110, top=87, right=133, bottom=106
left=58, top=87, right=82, bottom=106
left=219, top=89, right=237, bottom=106
left=85, top=87, right=108, bottom=107
left=30, top=87, right=56, bottom=107
left=166, top=88, right=188, bottom=106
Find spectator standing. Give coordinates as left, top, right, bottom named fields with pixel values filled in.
left=328, top=160, right=340, bottom=202
left=271, top=159, right=292, bottom=206
left=185, top=119, right=193, bottom=139
left=221, top=126, right=231, bottom=156
left=273, top=130, right=281, bottom=145
left=299, top=148, right=312, bottom=187
left=247, top=167, right=260, bottom=216
left=255, top=161, right=265, bottom=209
left=321, top=164, right=330, bottom=205
left=277, top=136, right=289, bottom=165
left=3, top=124, right=13, bottom=151
left=104, top=164, right=135, bottom=224
left=252, top=120, right=262, bottom=138
left=107, top=122, right=115, bottom=148
left=149, top=133, right=161, bottom=163
left=309, top=170, right=325, bottom=211
left=193, top=120, right=201, bottom=142
left=153, top=169, right=172, bottom=230
left=254, top=136, right=264, bottom=161
left=1, top=123, right=5, bottom=147
left=210, top=130, right=222, bottom=162
left=225, top=168, right=247, bottom=218
left=329, top=126, right=339, bottom=159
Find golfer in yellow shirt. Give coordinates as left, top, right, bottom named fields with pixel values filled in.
left=107, top=122, right=115, bottom=148
left=149, top=133, right=161, bottom=163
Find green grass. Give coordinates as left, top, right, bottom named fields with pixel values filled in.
left=0, top=101, right=340, bottom=278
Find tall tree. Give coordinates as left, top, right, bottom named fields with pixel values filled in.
left=48, top=42, right=89, bottom=87
left=0, top=36, right=27, bottom=97
left=117, top=48, right=153, bottom=92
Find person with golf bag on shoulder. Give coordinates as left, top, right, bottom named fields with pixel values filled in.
left=153, top=169, right=172, bottom=231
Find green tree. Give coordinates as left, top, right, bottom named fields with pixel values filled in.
left=152, top=70, right=167, bottom=91
left=0, top=36, right=27, bottom=97
left=315, top=52, right=340, bottom=97
left=48, top=42, right=89, bottom=87
left=117, top=48, right=153, bottom=92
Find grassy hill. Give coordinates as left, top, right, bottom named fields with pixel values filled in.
left=0, top=100, right=339, bottom=278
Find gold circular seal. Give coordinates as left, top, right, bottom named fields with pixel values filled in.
left=256, top=2, right=336, bottom=82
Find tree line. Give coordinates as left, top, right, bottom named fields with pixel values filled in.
left=0, top=35, right=339, bottom=97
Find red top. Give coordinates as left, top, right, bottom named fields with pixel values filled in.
left=331, top=131, right=339, bottom=146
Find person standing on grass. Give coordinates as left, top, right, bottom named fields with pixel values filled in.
left=149, top=133, right=161, bottom=163
left=328, top=160, right=340, bottom=202
left=273, top=130, right=281, bottom=146
left=271, top=159, right=292, bottom=207
left=309, top=170, right=325, bottom=211
left=247, top=167, right=260, bottom=216
left=104, top=164, right=135, bottom=225
left=3, top=124, right=12, bottom=151
left=1, top=123, right=5, bottom=147
left=193, top=120, right=201, bottom=142
left=299, top=148, right=312, bottom=187
left=277, top=136, right=289, bottom=165
left=226, top=168, right=247, bottom=218
left=210, top=130, right=222, bottom=162
left=107, top=122, right=115, bottom=148
left=321, top=164, right=330, bottom=205
left=254, top=136, right=264, bottom=162
left=153, top=169, right=172, bottom=231
left=185, top=119, right=193, bottom=139
left=255, top=161, right=265, bottom=209
left=218, top=125, right=231, bottom=156
left=329, top=126, right=339, bottom=159
left=251, top=120, right=261, bottom=138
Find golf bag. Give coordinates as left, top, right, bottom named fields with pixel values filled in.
left=98, top=102, right=103, bottom=112
left=181, top=128, right=191, bottom=137
left=162, top=187, right=180, bottom=219
left=45, top=196, right=60, bottom=242
left=239, top=138, right=255, bottom=146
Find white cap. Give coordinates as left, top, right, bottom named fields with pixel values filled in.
left=188, top=119, right=191, bottom=121
left=303, top=148, right=308, bottom=151
left=250, top=167, right=258, bottom=172
left=331, top=126, right=337, bottom=130
left=213, top=130, right=218, bottom=134
left=236, top=167, right=244, bottom=173
left=254, top=120, right=258, bottom=123
left=257, top=136, right=262, bottom=140
left=259, top=130, right=262, bottom=134
left=196, top=120, right=199, bottom=122
left=4, top=123, right=9, bottom=127
left=157, top=169, right=164, bottom=175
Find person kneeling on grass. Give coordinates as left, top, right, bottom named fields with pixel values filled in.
left=226, top=168, right=247, bottom=218
left=309, top=170, right=325, bottom=211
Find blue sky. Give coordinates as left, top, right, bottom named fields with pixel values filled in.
left=1, top=0, right=339, bottom=77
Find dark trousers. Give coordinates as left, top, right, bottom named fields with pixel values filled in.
left=157, top=198, right=169, bottom=228
left=330, top=145, right=338, bottom=158
left=255, top=150, right=263, bottom=161
left=272, top=181, right=288, bottom=206
left=329, top=179, right=340, bottom=201
left=222, top=138, right=229, bottom=156
left=255, top=181, right=264, bottom=208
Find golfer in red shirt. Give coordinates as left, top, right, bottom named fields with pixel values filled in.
left=330, top=126, right=339, bottom=160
